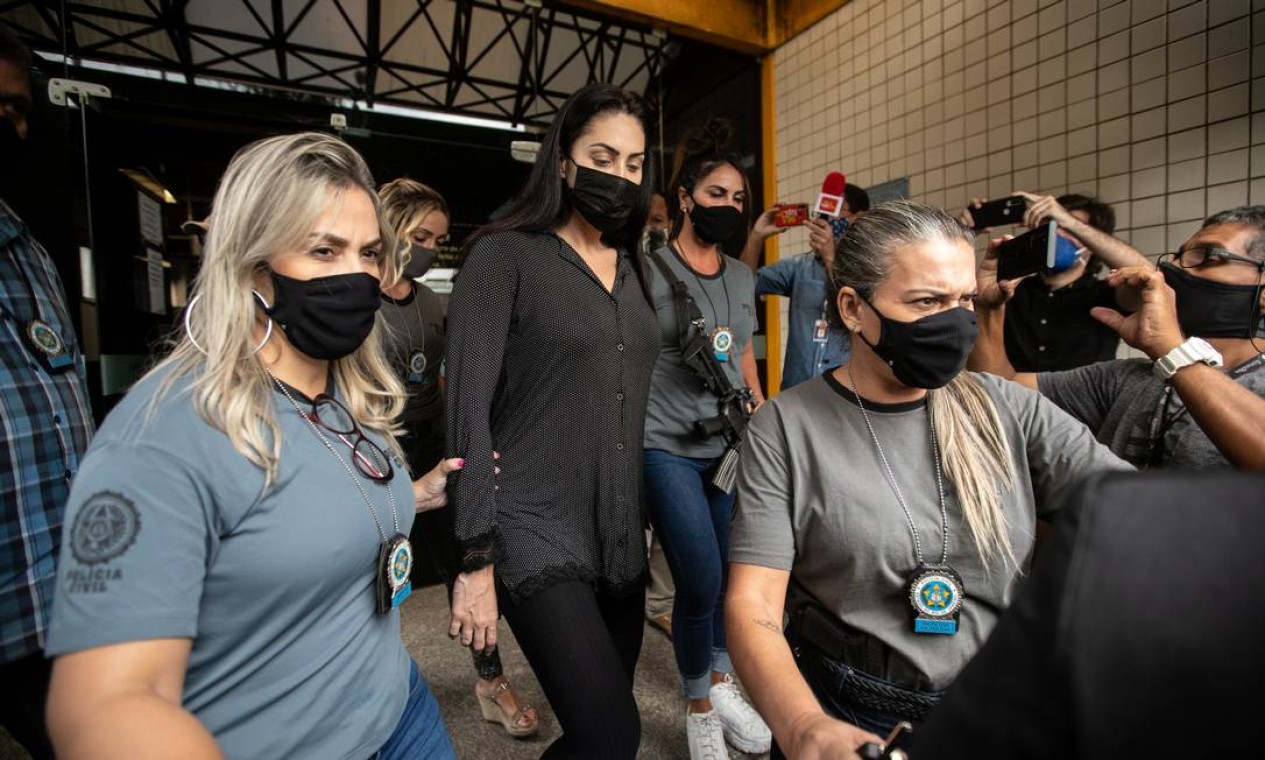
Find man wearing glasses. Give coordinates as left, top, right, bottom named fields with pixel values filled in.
left=971, top=206, right=1265, bottom=471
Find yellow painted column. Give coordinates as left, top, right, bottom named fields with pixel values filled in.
left=759, top=52, right=782, bottom=396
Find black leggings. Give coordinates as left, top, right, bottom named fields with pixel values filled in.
left=501, top=581, right=645, bottom=759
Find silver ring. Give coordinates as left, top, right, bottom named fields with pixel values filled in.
left=184, top=291, right=274, bottom=356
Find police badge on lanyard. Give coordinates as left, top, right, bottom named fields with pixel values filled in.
left=710, top=326, right=734, bottom=362
left=25, top=319, right=75, bottom=373
left=908, top=565, right=964, bottom=635
left=376, top=533, right=413, bottom=613
left=407, top=350, right=428, bottom=385
left=7, top=250, right=75, bottom=374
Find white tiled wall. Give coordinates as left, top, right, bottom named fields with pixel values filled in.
left=772, top=0, right=1265, bottom=248
left=767, top=0, right=1264, bottom=369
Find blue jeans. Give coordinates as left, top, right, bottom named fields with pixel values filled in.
left=642, top=448, right=735, bottom=700
left=374, top=660, right=456, bottom=760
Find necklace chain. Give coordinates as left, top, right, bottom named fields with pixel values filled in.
left=846, top=367, right=949, bottom=567
left=393, top=285, right=426, bottom=360
left=269, top=370, right=399, bottom=540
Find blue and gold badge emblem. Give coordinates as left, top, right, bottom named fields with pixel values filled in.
left=908, top=565, right=964, bottom=635
left=25, top=319, right=73, bottom=370
left=711, top=327, right=734, bottom=362
left=376, top=534, right=414, bottom=613
left=388, top=536, right=413, bottom=609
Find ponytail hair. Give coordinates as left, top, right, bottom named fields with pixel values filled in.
left=928, top=375, right=1020, bottom=569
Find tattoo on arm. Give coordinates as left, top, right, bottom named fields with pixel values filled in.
left=754, top=618, right=782, bottom=634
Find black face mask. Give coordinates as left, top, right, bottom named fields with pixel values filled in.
left=265, top=270, right=382, bottom=361
left=566, top=164, right=640, bottom=234
left=688, top=202, right=744, bottom=245
left=857, top=300, right=979, bottom=389
left=402, top=244, right=438, bottom=280
left=1161, top=262, right=1263, bottom=339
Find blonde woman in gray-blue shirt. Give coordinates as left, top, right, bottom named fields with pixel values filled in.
left=45, top=133, right=462, bottom=759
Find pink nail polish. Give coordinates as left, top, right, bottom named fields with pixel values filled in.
left=456, top=458, right=465, bottom=467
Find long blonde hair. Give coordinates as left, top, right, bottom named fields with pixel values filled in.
left=148, top=132, right=405, bottom=484
left=832, top=200, right=1019, bottom=568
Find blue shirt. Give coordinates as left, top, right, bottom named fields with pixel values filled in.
left=755, top=252, right=851, bottom=391
left=0, top=199, right=95, bottom=661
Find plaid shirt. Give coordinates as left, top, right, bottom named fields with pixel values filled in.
left=0, top=199, right=94, bottom=661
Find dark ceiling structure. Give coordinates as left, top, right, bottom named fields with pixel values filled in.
left=2, top=0, right=667, bottom=127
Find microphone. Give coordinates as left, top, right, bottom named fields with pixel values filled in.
left=813, top=171, right=847, bottom=218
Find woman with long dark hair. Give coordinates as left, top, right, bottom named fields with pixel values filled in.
left=377, top=179, right=538, bottom=737
left=444, top=83, right=660, bottom=758
left=641, top=119, right=770, bottom=760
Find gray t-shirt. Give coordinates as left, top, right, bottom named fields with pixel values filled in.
left=1037, top=354, right=1265, bottom=468
left=730, top=372, right=1130, bottom=691
left=644, top=246, right=756, bottom=458
left=47, top=368, right=413, bottom=760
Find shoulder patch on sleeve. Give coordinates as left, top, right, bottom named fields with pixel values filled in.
left=70, top=491, right=142, bottom=565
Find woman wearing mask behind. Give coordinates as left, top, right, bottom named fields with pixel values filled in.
left=642, top=119, right=769, bottom=760
left=44, top=133, right=461, bottom=759
left=378, top=179, right=539, bottom=738
left=379, top=179, right=451, bottom=476
left=725, top=201, right=1130, bottom=759
left=445, top=83, right=660, bottom=759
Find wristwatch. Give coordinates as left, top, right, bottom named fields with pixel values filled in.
left=1152, top=337, right=1223, bottom=381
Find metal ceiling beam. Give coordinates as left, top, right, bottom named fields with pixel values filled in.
left=364, top=0, right=380, bottom=104
left=268, top=0, right=286, bottom=81
left=4, top=0, right=665, bottom=126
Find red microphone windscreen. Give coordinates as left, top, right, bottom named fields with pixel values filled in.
left=821, top=171, right=846, bottom=196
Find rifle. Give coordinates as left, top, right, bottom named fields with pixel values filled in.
left=648, top=250, right=753, bottom=493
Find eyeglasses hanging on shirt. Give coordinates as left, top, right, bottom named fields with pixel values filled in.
left=299, top=393, right=395, bottom=482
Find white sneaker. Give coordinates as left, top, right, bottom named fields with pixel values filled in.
left=686, top=708, right=729, bottom=760
left=709, top=674, right=772, bottom=754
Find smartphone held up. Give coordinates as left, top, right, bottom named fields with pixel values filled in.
left=996, top=221, right=1085, bottom=281
left=970, top=195, right=1026, bottom=231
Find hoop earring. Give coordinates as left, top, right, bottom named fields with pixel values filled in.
left=184, top=291, right=274, bottom=356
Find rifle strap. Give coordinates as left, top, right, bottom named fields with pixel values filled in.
left=646, top=248, right=704, bottom=350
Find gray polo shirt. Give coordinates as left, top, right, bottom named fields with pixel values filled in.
left=730, top=372, right=1130, bottom=691
left=47, top=367, right=413, bottom=759
left=644, top=246, right=756, bottom=458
